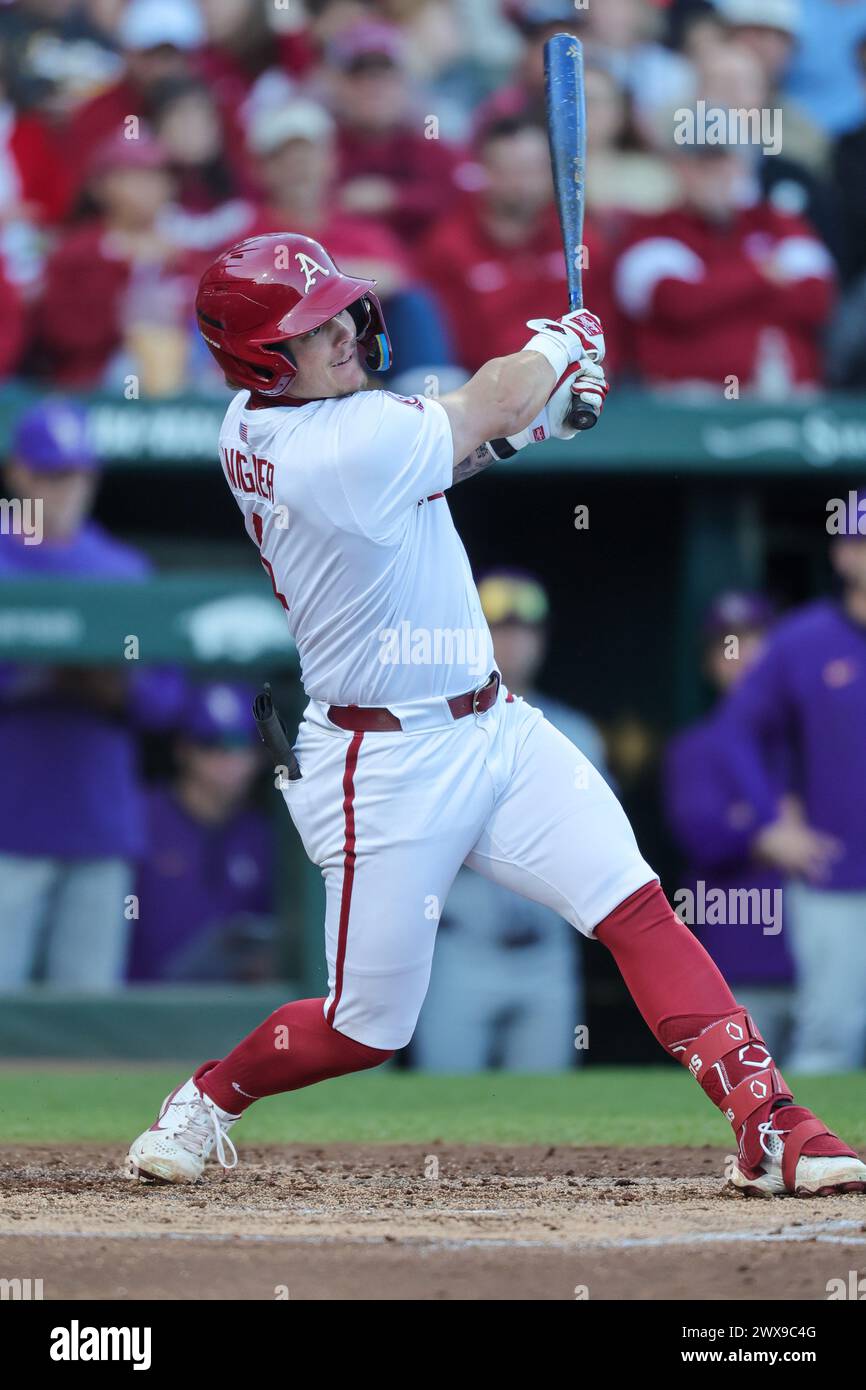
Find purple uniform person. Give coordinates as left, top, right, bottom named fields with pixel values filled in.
left=0, top=400, right=186, bottom=987
left=718, top=503, right=866, bottom=1070
left=128, top=682, right=273, bottom=982
left=664, top=593, right=796, bottom=1062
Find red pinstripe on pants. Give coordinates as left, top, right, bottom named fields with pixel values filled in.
left=326, top=730, right=364, bottom=1028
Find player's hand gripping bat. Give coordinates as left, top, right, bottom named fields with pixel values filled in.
left=544, top=32, right=600, bottom=431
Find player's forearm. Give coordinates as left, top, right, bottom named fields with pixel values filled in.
left=476, top=350, right=558, bottom=439
left=442, top=351, right=556, bottom=476
left=452, top=441, right=498, bottom=486
left=449, top=352, right=557, bottom=486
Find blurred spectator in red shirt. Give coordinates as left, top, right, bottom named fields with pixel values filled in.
left=583, top=62, right=677, bottom=223
left=327, top=18, right=471, bottom=242
left=473, top=0, right=582, bottom=138
left=0, top=0, right=121, bottom=126
left=149, top=77, right=240, bottom=212
left=245, top=98, right=411, bottom=298
left=0, top=58, right=72, bottom=292
left=197, top=0, right=316, bottom=111
left=0, top=260, right=24, bottom=377
left=415, top=115, right=621, bottom=377
left=0, top=95, right=71, bottom=233
left=195, top=0, right=317, bottom=190
left=64, top=0, right=204, bottom=195
left=34, top=129, right=209, bottom=391
left=147, top=76, right=256, bottom=262
left=362, top=0, right=493, bottom=141
left=614, top=144, right=835, bottom=395
left=244, top=96, right=461, bottom=394
left=693, top=35, right=843, bottom=266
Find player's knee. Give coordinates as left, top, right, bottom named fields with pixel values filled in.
left=339, top=1031, right=396, bottom=1071
left=333, top=973, right=426, bottom=1054
left=594, top=879, right=671, bottom=949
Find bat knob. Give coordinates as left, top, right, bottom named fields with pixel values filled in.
left=568, top=404, right=599, bottom=431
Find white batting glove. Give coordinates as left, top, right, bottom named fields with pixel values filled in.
left=528, top=361, right=609, bottom=442
left=553, top=359, right=609, bottom=437
left=524, top=308, right=606, bottom=378
left=490, top=409, right=552, bottom=457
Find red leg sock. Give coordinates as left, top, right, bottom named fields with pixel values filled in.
left=195, top=998, right=394, bottom=1114
left=595, top=882, right=856, bottom=1185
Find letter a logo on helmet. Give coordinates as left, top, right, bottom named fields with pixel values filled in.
left=295, top=252, right=330, bottom=293
left=195, top=233, right=391, bottom=398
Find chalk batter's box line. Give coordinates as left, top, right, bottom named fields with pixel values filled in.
left=1, top=1217, right=865, bottom=1251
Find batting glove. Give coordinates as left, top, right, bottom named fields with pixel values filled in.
left=488, top=409, right=552, bottom=458
left=524, top=308, right=606, bottom=378
left=551, top=359, right=609, bottom=437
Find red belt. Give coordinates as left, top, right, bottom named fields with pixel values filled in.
left=327, top=672, right=501, bottom=732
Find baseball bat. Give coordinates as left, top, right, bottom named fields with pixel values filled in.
left=543, top=32, right=599, bottom=431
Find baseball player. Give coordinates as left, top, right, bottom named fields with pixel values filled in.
left=128, top=234, right=865, bottom=1197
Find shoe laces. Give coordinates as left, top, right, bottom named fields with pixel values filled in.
left=757, top=1119, right=785, bottom=1163
left=168, top=1093, right=239, bottom=1170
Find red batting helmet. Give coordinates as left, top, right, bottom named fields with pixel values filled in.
left=195, top=233, right=391, bottom=397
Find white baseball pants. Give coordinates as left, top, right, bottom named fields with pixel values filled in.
left=282, top=690, right=656, bottom=1050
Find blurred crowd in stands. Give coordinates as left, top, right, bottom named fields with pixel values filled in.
left=1, top=0, right=866, bottom=393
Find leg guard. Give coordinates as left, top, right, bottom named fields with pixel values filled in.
left=663, top=1007, right=858, bottom=1190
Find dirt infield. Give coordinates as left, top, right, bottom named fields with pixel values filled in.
left=1, top=1143, right=865, bottom=1300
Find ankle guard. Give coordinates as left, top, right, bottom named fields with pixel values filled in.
left=664, top=1007, right=793, bottom=1174
left=664, top=1006, right=858, bottom=1187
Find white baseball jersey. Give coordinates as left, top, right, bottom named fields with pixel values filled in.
left=218, top=388, right=494, bottom=706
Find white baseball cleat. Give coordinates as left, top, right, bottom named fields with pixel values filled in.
left=126, top=1078, right=241, bottom=1184
left=728, top=1113, right=866, bottom=1197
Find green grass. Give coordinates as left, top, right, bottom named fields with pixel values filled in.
left=0, top=1065, right=864, bottom=1147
